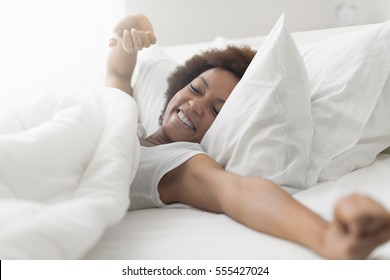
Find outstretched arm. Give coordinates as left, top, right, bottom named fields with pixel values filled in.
left=158, top=154, right=390, bottom=259
left=106, top=14, right=156, bottom=95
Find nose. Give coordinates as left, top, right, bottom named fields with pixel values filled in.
left=188, top=98, right=205, bottom=116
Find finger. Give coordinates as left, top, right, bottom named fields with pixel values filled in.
left=139, top=31, right=151, bottom=48
left=122, top=29, right=134, bottom=53
left=356, top=224, right=390, bottom=258
left=334, top=194, right=390, bottom=236
left=146, top=31, right=157, bottom=44
left=334, top=206, right=361, bottom=236
left=334, top=194, right=370, bottom=234
left=131, top=28, right=143, bottom=51
left=108, top=33, right=120, bottom=47
left=375, top=224, right=390, bottom=244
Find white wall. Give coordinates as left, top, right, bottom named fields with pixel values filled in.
left=0, top=0, right=126, bottom=98
left=366, top=0, right=390, bottom=22
left=1, top=0, right=388, bottom=98
left=125, top=0, right=390, bottom=46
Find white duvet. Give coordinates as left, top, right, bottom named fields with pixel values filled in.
left=0, top=87, right=140, bottom=259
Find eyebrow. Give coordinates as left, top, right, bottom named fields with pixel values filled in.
left=197, top=76, right=226, bottom=104
left=198, top=76, right=209, bottom=90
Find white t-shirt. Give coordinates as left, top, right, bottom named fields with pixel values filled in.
left=129, top=140, right=205, bottom=211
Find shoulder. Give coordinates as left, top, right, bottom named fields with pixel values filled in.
left=159, top=152, right=242, bottom=213
left=160, top=152, right=225, bottom=193
left=138, top=141, right=207, bottom=186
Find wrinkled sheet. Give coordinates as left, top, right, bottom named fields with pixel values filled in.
left=0, top=87, right=139, bottom=259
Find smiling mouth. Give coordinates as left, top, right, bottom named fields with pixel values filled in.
left=177, top=110, right=196, bottom=130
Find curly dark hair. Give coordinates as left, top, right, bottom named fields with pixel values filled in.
left=159, top=45, right=256, bottom=125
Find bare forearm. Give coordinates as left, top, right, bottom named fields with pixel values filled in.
left=159, top=139, right=390, bottom=260
left=220, top=176, right=328, bottom=255
left=106, top=44, right=136, bottom=94
left=161, top=155, right=328, bottom=256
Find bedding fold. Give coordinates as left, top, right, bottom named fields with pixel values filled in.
left=0, top=87, right=140, bottom=259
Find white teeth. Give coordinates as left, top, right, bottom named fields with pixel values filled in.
left=177, top=110, right=195, bottom=130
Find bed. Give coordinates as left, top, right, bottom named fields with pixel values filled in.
left=1, top=16, right=390, bottom=260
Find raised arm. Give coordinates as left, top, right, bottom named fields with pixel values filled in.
left=106, top=14, right=156, bottom=95
left=158, top=154, right=390, bottom=259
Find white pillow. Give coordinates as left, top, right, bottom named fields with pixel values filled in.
left=201, top=15, right=313, bottom=193
left=300, top=21, right=390, bottom=186
left=133, top=17, right=390, bottom=191
left=132, top=45, right=178, bottom=136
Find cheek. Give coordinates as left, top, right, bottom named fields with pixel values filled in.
left=200, top=115, right=215, bottom=134
left=162, top=95, right=180, bottom=123
left=166, top=91, right=188, bottom=109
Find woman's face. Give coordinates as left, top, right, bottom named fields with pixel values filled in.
left=162, top=68, right=239, bottom=143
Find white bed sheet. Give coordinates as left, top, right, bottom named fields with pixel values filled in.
left=84, top=154, right=390, bottom=260
left=83, top=24, right=390, bottom=260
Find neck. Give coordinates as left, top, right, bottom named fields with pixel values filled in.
left=140, top=128, right=172, bottom=147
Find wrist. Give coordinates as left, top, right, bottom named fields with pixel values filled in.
left=294, top=213, right=330, bottom=258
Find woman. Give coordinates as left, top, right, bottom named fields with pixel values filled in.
left=106, top=13, right=390, bottom=259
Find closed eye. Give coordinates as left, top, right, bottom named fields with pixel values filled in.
left=211, top=107, right=219, bottom=116
left=190, top=84, right=202, bottom=96
left=212, top=99, right=225, bottom=117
